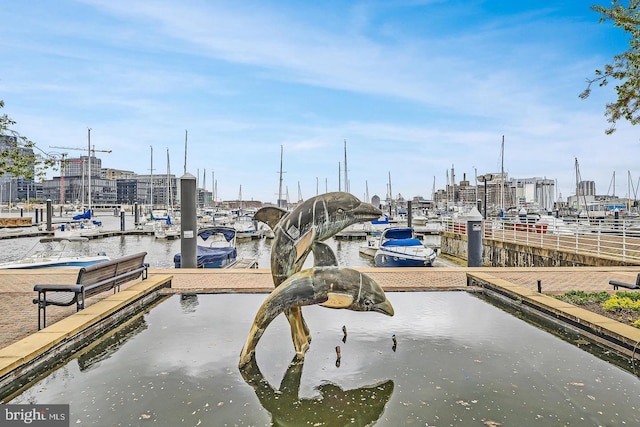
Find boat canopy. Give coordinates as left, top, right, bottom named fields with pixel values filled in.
left=371, top=214, right=389, bottom=225
left=72, top=210, right=92, bottom=220
left=150, top=213, right=172, bottom=224
left=198, top=226, right=236, bottom=242
left=380, top=227, right=422, bottom=247
left=382, top=227, right=414, bottom=240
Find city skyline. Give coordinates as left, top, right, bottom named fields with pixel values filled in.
left=1, top=1, right=638, bottom=204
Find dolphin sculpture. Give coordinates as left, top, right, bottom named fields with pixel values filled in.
left=240, top=354, right=394, bottom=427
left=253, top=192, right=383, bottom=356
left=239, top=266, right=394, bottom=368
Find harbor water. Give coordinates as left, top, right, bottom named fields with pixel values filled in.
left=0, top=213, right=443, bottom=269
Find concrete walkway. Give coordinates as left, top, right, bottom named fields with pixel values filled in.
left=1, top=266, right=635, bottom=350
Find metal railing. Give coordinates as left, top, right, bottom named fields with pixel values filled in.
left=444, top=218, right=640, bottom=262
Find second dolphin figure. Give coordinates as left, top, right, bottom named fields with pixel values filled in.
left=239, top=266, right=394, bottom=368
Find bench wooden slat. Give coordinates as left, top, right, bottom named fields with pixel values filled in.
left=33, top=252, right=148, bottom=330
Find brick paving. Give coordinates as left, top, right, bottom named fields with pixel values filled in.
left=1, top=266, right=633, bottom=350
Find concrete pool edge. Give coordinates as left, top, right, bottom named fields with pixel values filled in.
left=0, top=274, right=173, bottom=397
left=467, top=272, right=640, bottom=362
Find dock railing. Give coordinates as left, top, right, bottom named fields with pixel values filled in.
left=444, top=218, right=640, bottom=262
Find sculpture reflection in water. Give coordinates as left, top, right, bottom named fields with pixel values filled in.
left=240, top=354, right=394, bottom=427
left=247, top=192, right=385, bottom=360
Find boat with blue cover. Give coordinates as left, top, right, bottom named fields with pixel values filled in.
left=173, top=226, right=238, bottom=268
left=374, top=226, right=436, bottom=267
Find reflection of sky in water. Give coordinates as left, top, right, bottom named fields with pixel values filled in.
left=9, top=292, right=640, bottom=426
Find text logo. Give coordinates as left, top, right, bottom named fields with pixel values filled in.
left=1, top=405, right=69, bottom=426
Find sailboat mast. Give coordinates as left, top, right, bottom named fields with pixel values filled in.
left=501, top=135, right=504, bottom=212
left=278, top=145, right=284, bottom=208
left=575, top=157, right=590, bottom=221
left=149, top=146, right=154, bottom=209
left=344, top=139, right=349, bottom=193
left=183, top=130, right=188, bottom=175
left=87, top=128, right=92, bottom=211
left=166, top=148, right=171, bottom=212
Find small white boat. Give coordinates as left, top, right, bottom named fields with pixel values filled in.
left=0, top=237, right=110, bottom=269
left=53, top=219, right=104, bottom=237
left=374, top=227, right=436, bottom=267
left=234, top=214, right=260, bottom=240
left=153, top=217, right=181, bottom=240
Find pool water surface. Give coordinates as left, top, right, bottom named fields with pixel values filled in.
left=8, top=292, right=640, bottom=426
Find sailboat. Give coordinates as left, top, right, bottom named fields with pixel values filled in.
left=57, top=132, right=105, bottom=236
left=154, top=149, right=181, bottom=239
left=233, top=185, right=260, bottom=239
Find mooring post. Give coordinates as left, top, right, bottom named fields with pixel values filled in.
left=180, top=173, right=197, bottom=268
left=467, top=206, right=483, bottom=267
left=120, top=208, right=125, bottom=231
left=134, top=202, right=139, bottom=226
left=46, top=199, right=52, bottom=232
left=407, top=200, right=412, bottom=228
left=537, top=279, right=542, bottom=293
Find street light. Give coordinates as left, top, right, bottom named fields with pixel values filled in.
left=477, top=173, right=494, bottom=219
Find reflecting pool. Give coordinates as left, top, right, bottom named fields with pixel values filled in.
left=7, top=292, right=640, bottom=426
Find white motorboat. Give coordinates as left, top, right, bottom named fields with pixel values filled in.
left=234, top=214, right=260, bottom=240
left=153, top=215, right=181, bottom=240
left=0, top=237, right=110, bottom=269
left=373, top=227, right=436, bottom=267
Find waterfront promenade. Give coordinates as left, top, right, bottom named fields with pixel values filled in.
left=0, top=266, right=634, bottom=350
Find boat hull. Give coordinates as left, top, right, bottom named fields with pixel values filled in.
left=0, top=257, right=110, bottom=269
left=371, top=226, right=437, bottom=267
left=374, top=249, right=434, bottom=267
left=173, top=246, right=237, bottom=268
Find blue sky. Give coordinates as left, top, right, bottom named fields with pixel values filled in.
left=1, top=1, right=637, bottom=204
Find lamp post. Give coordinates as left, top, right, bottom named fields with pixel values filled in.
left=477, top=173, right=494, bottom=219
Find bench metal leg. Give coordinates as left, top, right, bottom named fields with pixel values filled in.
left=37, top=291, right=46, bottom=330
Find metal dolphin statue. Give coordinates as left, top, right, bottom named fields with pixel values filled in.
left=238, top=266, right=394, bottom=368
left=253, top=192, right=383, bottom=355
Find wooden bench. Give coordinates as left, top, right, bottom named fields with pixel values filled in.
left=608, top=273, right=640, bottom=290
left=33, top=252, right=149, bottom=330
